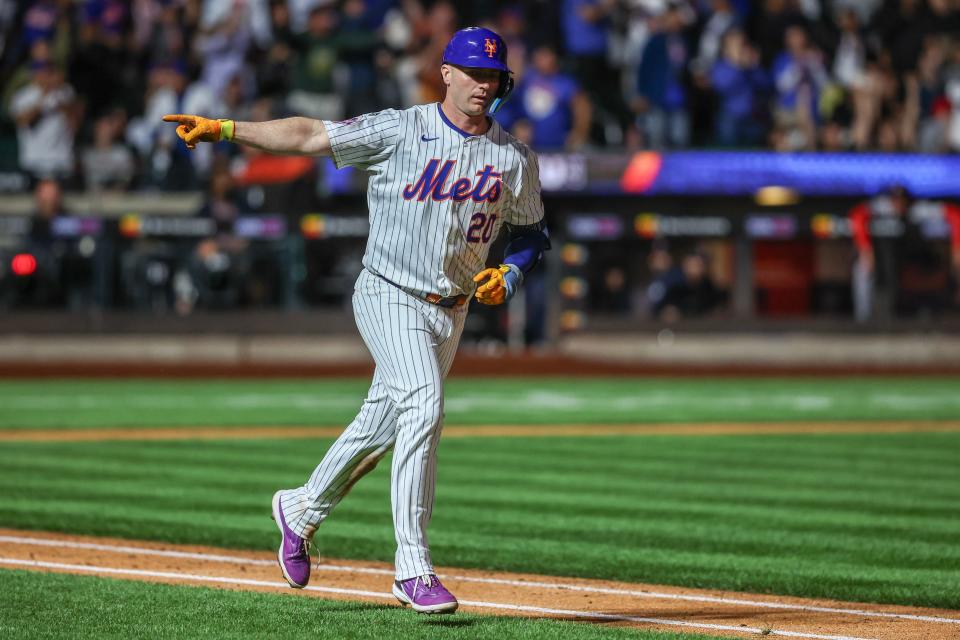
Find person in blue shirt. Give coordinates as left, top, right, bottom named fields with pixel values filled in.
left=561, top=0, right=630, bottom=145
left=634, top=6, right=691, bottom=149
left=562, top=0, right=612, bottom=59
left=771, top=24, right=828, bottom=129
left=502, top=45, right=592, bottom=151
left=710, top=28, right=769, bottom=146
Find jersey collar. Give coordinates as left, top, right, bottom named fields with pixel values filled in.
left=437, top=102, right=492, bottom=139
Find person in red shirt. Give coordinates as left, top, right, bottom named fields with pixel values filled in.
left=850, top=186, right=960, bottom=322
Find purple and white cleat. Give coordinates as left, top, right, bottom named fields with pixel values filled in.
left=270, top=490, right=311, bottom=588
left=392, top=574, right=459, bottom=614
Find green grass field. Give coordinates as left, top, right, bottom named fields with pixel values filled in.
left=1, top=377, right=959, bottom=429
left=2, top=377, right=959, bottom=638
left=0, top=570, right=717, bottom=640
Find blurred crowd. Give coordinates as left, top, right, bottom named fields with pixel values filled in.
left=1, top=0, right=960, bottom=191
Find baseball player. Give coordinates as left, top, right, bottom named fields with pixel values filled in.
left=849, top=186, right=960, bottom=322
left=163, top=27, right=549, bottom=614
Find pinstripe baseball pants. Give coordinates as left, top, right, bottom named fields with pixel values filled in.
left=280, top=268, right=467, bottom=580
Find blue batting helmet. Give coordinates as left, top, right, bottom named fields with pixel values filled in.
left=442, top=27, right=514, bottom=114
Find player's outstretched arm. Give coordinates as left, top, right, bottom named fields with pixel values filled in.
left=233, top=117, right=331, bottom=156
left=161, top=114, right=331, bottom=156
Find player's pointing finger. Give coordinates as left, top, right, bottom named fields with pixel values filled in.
left=162, top=114, right=194, bottom=123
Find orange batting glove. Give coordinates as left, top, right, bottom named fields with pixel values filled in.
left=473, top=264, right=522, bottom=305
left=162, top=114, right=235, bottom=150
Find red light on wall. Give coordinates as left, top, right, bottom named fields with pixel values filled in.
left=11, top=253, right=37, bottom=276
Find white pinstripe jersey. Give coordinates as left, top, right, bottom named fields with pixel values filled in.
left=323, top=102, right=544, bottom=298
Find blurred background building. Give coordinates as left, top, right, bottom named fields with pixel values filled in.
left=1, top=0, right=959, bottom=355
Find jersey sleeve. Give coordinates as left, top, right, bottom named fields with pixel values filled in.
left=322, top=109, right=401, bottom=171
left=506, top=148, right=545, bottom=229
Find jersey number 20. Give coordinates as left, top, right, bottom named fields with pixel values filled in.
left=467, top=213, right=498, bottom=244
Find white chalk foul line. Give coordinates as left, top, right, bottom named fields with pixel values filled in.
left=0, top=557, right=874, bottom=640
left=0, top=535, right=277, bottom=568
left=2, top=535, right=956, bottom=627
left=440, top=574, right=960, bottom=627
left=0, top=557, right=390, bottom=599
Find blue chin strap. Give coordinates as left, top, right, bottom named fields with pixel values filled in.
left=488, top=73, right=514, bottom=115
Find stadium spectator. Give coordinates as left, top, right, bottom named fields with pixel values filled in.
left=595, top=266, right=631, bottom=313
left=645, top=243, right=685, bottom=320
left=71, top=0, right=130, bottom=123
left=871, top=0, right=927, bottom=75
left=23, top=179, right=69, bottom=306
left=287, top=6, right=344, bottom=120
left=194, top=5, right=253, bottom=96
left=562, top=0, right=630, bottom=145
left=771, top=24, right=829, bottom=151
left=673, top=251, right=722, bottom=317
left=830, top=7, right=867, bottom=92
left=693, top=0, right=739, bottom=72
left=493, top=5, right=530, bottom=80
left=414, top=1, right=458, bottom=105
left=634, top=4, right=691, bottom=149
left=20, top=1, right=65, bottom=52
left=500, top=45, right=591, bottom=151
left=710, top=28, right=768, bottom=147
left=915, top=36, right=950, bottom=153
left=200, top=0, right=272, bottom=49
left=125, top=59, right=198, bottom=188
left=750, top=0, right=805, bottom=68
left=335, top=0, right=382, bottom=115
left=188, top=167, right=251, bottom=310
left=255, top=1, right=296, bottom=101
left=10, top=59, right=78, bottom=181
left=29, top=178, right=67, bottom=245
left=947, top=46, right=960, bottom=152
left=2, top=38, right=53, bottom=120
left=81, top=110, right=135, bottom=191
left=133, top=0, right=196, bottom=69
left=645, top=245, right=723, bottom=321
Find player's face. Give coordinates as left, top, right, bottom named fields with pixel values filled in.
left=444, top=64, right=501, bottom=116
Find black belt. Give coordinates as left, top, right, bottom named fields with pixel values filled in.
left=373, top=272, right=467, bottom=308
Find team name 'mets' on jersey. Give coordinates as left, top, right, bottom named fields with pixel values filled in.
left=323, top=102, right=545, bottom=298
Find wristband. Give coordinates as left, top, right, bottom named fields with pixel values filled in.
left=499, top=263, right=523, bottom=300
left=218, top=119, right=235, bottom=141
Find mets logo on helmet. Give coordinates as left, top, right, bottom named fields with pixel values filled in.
left=484, top=38, right=497, bottom=58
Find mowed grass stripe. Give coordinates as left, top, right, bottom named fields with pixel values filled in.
left=467, top=433, right=960, bottom=470
left=2, top=432, right=959, bottom=608
left=11, top=456, right=959, bottom=535
left=6, top=437, right=959, bottom=528
left=5, top=477, right=958, bottom=552
left=7, top=439, right=960, bottom=524
left=2, top=377, right=960, bottom=429
left=431, top=505, right=960, bottom=566
left=446, top=448, right=960, bottom=489
left=0, top=570, right=721, bottom=640
left=3, top=480, right=957, bottom=557
left=8, top=433, right=960, bottom=486
left=9, top=460, right=960, bottom=519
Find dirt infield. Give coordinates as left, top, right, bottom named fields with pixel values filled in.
left=1, top=529, right=958, bottom=640
left=2, top=420, right=959, bottom=443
